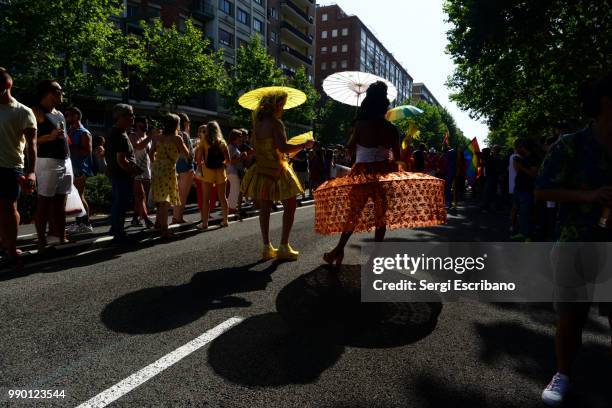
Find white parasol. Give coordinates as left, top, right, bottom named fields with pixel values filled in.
left=322, top=71, right=398, bottom=107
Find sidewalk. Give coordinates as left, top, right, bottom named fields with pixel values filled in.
left=2, top=198, right=315, bottom=270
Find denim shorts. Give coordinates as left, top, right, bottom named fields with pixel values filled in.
left=0, top=167, right=23, bottom=201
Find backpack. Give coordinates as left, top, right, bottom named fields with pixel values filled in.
left=205, top=142, right=225, bottom=169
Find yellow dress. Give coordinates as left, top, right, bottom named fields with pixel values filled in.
left=152, top=141, right=180, bottom=206
left=241, top=137, right=303, bottom=201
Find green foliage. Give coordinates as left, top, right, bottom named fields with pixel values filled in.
left=131, top=18, right=226, bottom=108
left=445, top=0, right=612, bottom=142
left=221, top=36, right=284, bottom=127
left=283, top=67, right=319, bottom=129
left=438, top=105, right=470, bottom=147
left=0, top=0, right=129, bottom=100
left=85, top=174, right=112, bottom=214
left=315, top=99, right=356, bottom=146
left=395, top=100, right=447, bottom=149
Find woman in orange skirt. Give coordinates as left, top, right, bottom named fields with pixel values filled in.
left=315, top=82, right=447, bottom=266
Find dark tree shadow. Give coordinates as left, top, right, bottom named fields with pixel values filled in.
left=489, top=302, right=611, bottom=335
left=276, top=265, right=443, bottom=348
left=476, top=320, right=612, bottom=407
left=408, top=372, right=520, bottom=408
left=101, top=260, right=284, bottom=334
left=207, top=313, right=344, bottom=387
left=0, top=228, right=203, bottom=282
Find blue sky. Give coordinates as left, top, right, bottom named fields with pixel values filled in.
left=319, top=0, right=490, bottom=146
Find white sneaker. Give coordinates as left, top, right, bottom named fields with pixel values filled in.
left=542, top=373, right=569, bottom=407
left=76, top=224, right=94, bottom=234
left=66, top=224, right=79, bottom=234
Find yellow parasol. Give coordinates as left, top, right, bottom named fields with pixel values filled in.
left=238, top=86, right=307, bottom=111
left=287, top=131, right=314, bottom=158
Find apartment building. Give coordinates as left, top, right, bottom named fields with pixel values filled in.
left=315, top=4, right=413, bottom=104
left=411, top=82, right=441, bottom=106
left=267, top=0, right=316, bottom=80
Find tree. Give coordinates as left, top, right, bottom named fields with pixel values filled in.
left=395, top=100, right=447, bottom=149
left=131, top=18, right=225, bottom=109
left=221, top=35, right=284, bottom=127
left=438, top=105, right=470, bottom=147
left=283, top=66, right=319, bottom=132
left=0, top=0, right=129, bottom=99
left=316, top=99, right=356, bottom=146
left=445, top=0, right=612, bottom=140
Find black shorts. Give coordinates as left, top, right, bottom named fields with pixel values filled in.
left=0, top=167, right=23, bottom=201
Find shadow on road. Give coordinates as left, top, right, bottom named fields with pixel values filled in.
left=0, top=228, right=203, bottom=282
left=476, top=320, right=612, bottom=408
left=208, top=313, right=344, bottom=387
left=101, top=260, right=284, bottom=334
left=276, top=265, right=443, bottom=348
left=208, top=265, right=443, bottom=388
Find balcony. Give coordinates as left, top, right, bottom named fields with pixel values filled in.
left=192, top=0, right=214, bottom=21
left=281, top=21, right=313, bottom=46
left=281, top=0, right=314, bottom=25
left=281, top=44, right=312, bottom=65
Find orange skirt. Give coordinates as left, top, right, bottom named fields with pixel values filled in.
left=314, top=162, right=447, bottom=235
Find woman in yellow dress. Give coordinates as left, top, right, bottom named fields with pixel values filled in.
left=241, top=91, right=315, bottom=261
left=195, top=121, right=231, bottom=229
left=151, top=114, right=189, bottom=239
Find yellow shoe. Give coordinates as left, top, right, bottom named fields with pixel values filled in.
left=262, top=243, right=278, bottom=261
left=277, top=243, right=299, bottom=261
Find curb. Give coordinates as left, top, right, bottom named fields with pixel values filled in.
left=1, top=201, right=315, bottom=271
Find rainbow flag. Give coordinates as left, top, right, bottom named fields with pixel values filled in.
left=463, top=137, right=480, bottom=186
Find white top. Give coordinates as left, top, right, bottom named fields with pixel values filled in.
left=355, top=144, right=393, bottom=163
left=0, top=97, right=37, bottom=169
left=134, top=140, right=151, bottom=180
left=508, top=153, right=520, bottom=194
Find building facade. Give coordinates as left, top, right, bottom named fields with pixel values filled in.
left=315, top=4, right=413, bottom=104
left=412, top=82, right=440, bottom=106
left=267, top=0, right=316, bottom=80
left=77, top=0, right=270, bottom=134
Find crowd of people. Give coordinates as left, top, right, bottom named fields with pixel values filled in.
left=0, top=69, right=314, bottom=264
left=1, top=64, right=611, bottom=407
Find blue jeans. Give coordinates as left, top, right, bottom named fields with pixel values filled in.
left=109, top=177, right=133, bottom=238
left=516, top=190, right=534, bottom=237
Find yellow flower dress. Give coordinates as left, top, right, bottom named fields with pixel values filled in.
left=241, top=136, right=303, bottom=201
left=152, top=141, right=180, bottom=206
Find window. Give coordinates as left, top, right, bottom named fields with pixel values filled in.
left=237, top=8, right=249, bottom=25
left=341, top=60, right=348, bottom=68
left=342, top=44, right=348, bottom=53
left=270, top=31, right=278, bottom=43
left=253, top=0, right=262, bottom=5
left=322, top=13, right=328, bottom=21
left=331, top=45, right=337, bottom=53
left=219, top=28, right=234, bottom=47
left=321, top=30, right=327, bottom=39
left=269, top=7, right=277, bottom=18
left=321, top=62, right=327, bottom=70
left=253, top=18, right=264, bottom=33
left=321, top=46, right=328, bottom=53
left=331, top=61, right=337, bottom=69
left=127, top=4, right=139, bottom=17
left=342, top=28, right=349, bottom=36
left=332, top=29, right=338, bottom=38
left=218, top=0, right=233, bottom=16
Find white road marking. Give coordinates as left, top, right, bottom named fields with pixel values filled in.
left=75, top=317, right=244, bottom=408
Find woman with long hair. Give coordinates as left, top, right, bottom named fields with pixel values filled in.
left=241, top=91, right=314, bottom=261
left=195, top=121, right=230, bottom=229
left=172, top=112, right=195, bottom=224
left=315, top=82, right=446, bottom=266
left=150, top=113, right=189, bottom=239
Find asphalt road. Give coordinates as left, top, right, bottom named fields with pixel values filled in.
left=0, top=205, right=610, bottom=408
